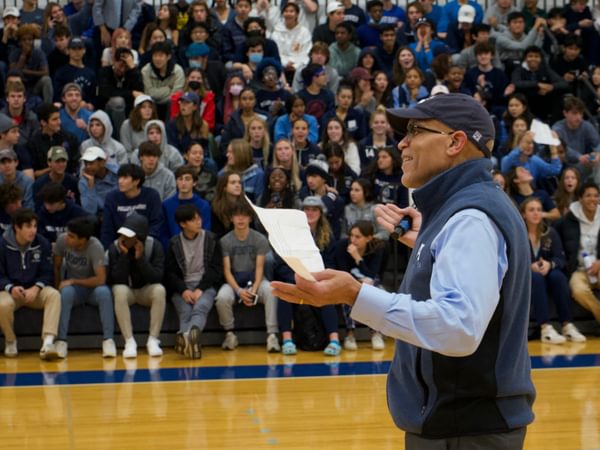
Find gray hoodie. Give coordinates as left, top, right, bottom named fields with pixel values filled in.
left=80, top=110, right=129, bottom=166
left=131, top=120, right=184, bottom=172
left=569, top=200, right=600, bottom=269
left=143, top=162, right=176, bottom=201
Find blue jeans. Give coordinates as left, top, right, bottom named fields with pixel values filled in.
left=531, top=269, right=572, bottom=326
left=58, top=285, right=114, bottom=341
left=172, top=288, right=216, bottom=333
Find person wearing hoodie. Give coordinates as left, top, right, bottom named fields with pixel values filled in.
left=0, top=112, right=34, bottom=179
left=107, top=212, right=166, bottom=358
left=1, top=80, right=40, bottom=150
left=53, top=216, right=117, bottom=359
left=269, top=2, right=312, bottom=78
left=131, top=120, right=184, bottom=172
left=556, top=181, right=600, bottom=323
left=120, top=95, right=159, bottom=157
left=0, top=208, right=61, bottom=359
left=100, top=163, right=164, bottom=248
left=80, top=110, right=128, bottom=167
left=79, top=146, right=119, bottom=218
left=137, top=142, right=176, bottom=201
left=36, top=182, right=88, bottom=244
left=254, top=58, right=291, bottom=119
left=511, top=45, right=569, bottom=122
left=165, top=204, right=222, bottom=359
left=141, top=41, right=185, bottom=119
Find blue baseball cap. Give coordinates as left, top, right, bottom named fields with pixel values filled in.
left=386, top=93, right=495, bottom=157
left=186, top=42, right=210, bottom=58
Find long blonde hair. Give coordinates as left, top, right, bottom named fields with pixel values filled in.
left=227, top=139, right=253, bottom=172
left=244, top=117, right=271, bottom=167
left=272, top=138, right=302, bottom=192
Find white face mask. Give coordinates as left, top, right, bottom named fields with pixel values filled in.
left=229, top=84, right=244, bottom=96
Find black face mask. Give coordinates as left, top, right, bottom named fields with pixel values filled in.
left=188, top=80, right=202, bottom=90
left=246, top=30, right=263, bottom=39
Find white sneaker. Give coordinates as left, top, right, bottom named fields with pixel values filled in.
left=4, top=340, right=17, bottom=358
left=371, top=332, right=385, bottom=350
left=266, top=334, right=281, bottom=353
left=541, top=325, right=566, bottom=344
left=146, top=336, right=163, bottom=357
left=562, top=323, right=587, bottom=343
left=102, top=339, right=117, bottom=358
left=222, top=331, right=238, bottom=350
left=55, top=340, right=68, bottom=359
left=40, top=342, right=59, bottom=360
left=123, top=337, right=137, bottom=358
left=344, top=335, right=357, bottom=351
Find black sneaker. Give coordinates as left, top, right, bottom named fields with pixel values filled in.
left=188, top=326, right=202, bottom=359
left=174, top=332, right=187, bottom=355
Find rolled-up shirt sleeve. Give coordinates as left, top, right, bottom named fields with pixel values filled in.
left=351, top=209, right=508, bottom=357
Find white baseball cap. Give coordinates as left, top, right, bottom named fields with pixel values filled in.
left=326, top=1, right=344, bottom=14
left=80, top=146, right=107, bottom=162
left=134, top=94, right=154, bottom=109
left=458, top=4, right=476, bottom=24
left=3, top=6, right=19, bottom=18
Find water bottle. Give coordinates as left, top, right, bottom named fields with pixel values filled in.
left=582, top=252, right=598, bottom=284
left=246, top=281, right=258, bottom=305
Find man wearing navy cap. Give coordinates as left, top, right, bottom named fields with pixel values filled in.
left=53, top=37, right=97, bottom=108
left=273, top=93, right=535, bottom=449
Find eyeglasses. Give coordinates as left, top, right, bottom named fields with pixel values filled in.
left=402, top=122, right=454, bottom=141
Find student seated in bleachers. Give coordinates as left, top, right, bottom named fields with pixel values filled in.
left=511, top=45, right=569, bottom=123
left=506, top=167, right=560, bottom=222
left=257, top=166, right=300, bottom=211
left=275, top=196, right=341, bottom=356
left=165, top=204, right=222, bottom=359
left=80, top=110, right=128, bottom=167
left=323, top=142, right=357, bottom=205
left=37, top=182, right=87, bottom=244
left=131, top=120, right=184, bottom=172
left=343, top=178, right=388, bottom=239
left=244, top=117, right=272, bottom=169
left=554, top=167, right=581, bottom=217
left=215, top=201, right=280, bottom=352
left=162, top=165, right=211, bottom=248
left=119, top=95, right=159, bottom=157
left=0, top=148, right=33, bottom=209
left=549, top=35, right=587, bottom=94
left=219, top=138, right=265, bottom=203
left=54, top=216, right=116, bottom=358
left=270, top=138, right=303, bottom=192
left=321, top=84, right=368, bottom=145
left=501, top=131, right=562, bottom=188
left=107, top=212, right=166, bottom=358
left=32, top=146, right=80, bottom=210
left=320, top=116, right=360, bottom=175
left=556, top=181, right=600, bottom=324
left=79, top=146, right=119, bottom=218
left=136, top=142, right=176, bottom=202
left=0, top=208, right=60, bottom=359
left=363, top=146, right=408, bottom=207
left=552, top=96, right=600, bottom=180
left=0, top=184, right=23, bottom=231
left=1, top=80, right=40, bottom=153
left=211, top=171, right=244, bottom=238
left=520, top=197, right=586, bottom=344
left=183, top=141, right=218, bottom=203
left=100, top=163, right=164, bottom=248
left=166, top=91, right=210, bottom=156
left=59, top=82, right=92, bottom=147
left=335, top=220, right=386, bottom=350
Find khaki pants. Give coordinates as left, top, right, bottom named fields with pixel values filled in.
left=0, top=287, right=61, bottom=342
left=569, top=271, right=600, bottom=322
left=112, top=284, right=166, bottom=339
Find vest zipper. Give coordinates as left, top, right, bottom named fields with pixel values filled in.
left=415, top=348, right=429, bottom=415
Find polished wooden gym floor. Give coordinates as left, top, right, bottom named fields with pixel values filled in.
left=0, top=338, right=599, bottom=450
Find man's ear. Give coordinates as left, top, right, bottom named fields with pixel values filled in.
left=446, top=131, right=468, bottom=156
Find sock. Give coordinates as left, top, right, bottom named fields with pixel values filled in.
left=43, top=335, right=54, bottom=346
left=329, top=340, right=340, bottom=346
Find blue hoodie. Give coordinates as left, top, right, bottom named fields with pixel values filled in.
left=161, top=193, right=212, bottom=248
left=37, top=199, right=88, bottom=243
left=0, top=227, right=54, bottom=291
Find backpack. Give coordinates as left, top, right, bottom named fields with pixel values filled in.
left=292, top=305, right=328, bottom=351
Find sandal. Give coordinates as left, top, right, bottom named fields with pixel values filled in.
left=323, top=341, right=341, bottom=357
left=282, top=340, right=297, bottom=355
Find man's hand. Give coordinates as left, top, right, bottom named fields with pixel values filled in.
left=347, top=243, right=361, bottom=263
left=134, top=240, right=144, bottom=260
left=117, top=237, right=130, bottom=255
left=59, top=279, right=74, bottom=289
left=23, top=286, right=40, bottom=304
left=182, top=289, right=196, bottom=304
left=10, top=286, right=25, bottom=301
left=82, top=170, right=95, bottom=189
left=589, top=259, right=600, bottom=276
left=375, top=204, right=421, bottom=248
left=271, top=270, right=362, bottom=307
left=239, top=288, right=256, bottom=306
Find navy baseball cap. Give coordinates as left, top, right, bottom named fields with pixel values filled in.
left=386, top=93, right=495, bottom=157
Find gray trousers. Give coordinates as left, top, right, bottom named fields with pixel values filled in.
left=405, top=427, right=527, bottom=450
left=215, top=280, right=278, bottom=334
left=172, top=288, right=216, bottom=333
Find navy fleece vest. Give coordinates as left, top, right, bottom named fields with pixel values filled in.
left=387, top=158, right=536, bottom=438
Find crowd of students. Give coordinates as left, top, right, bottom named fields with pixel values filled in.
left=1, top=0, right=600, bottom=358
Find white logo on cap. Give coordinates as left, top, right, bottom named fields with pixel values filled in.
left=472, top=131, right=482, bottom=142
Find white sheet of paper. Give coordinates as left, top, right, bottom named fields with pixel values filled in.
left=246, top=197, right=324, bottom=282
left=530, top=119, right=560, bottom=146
